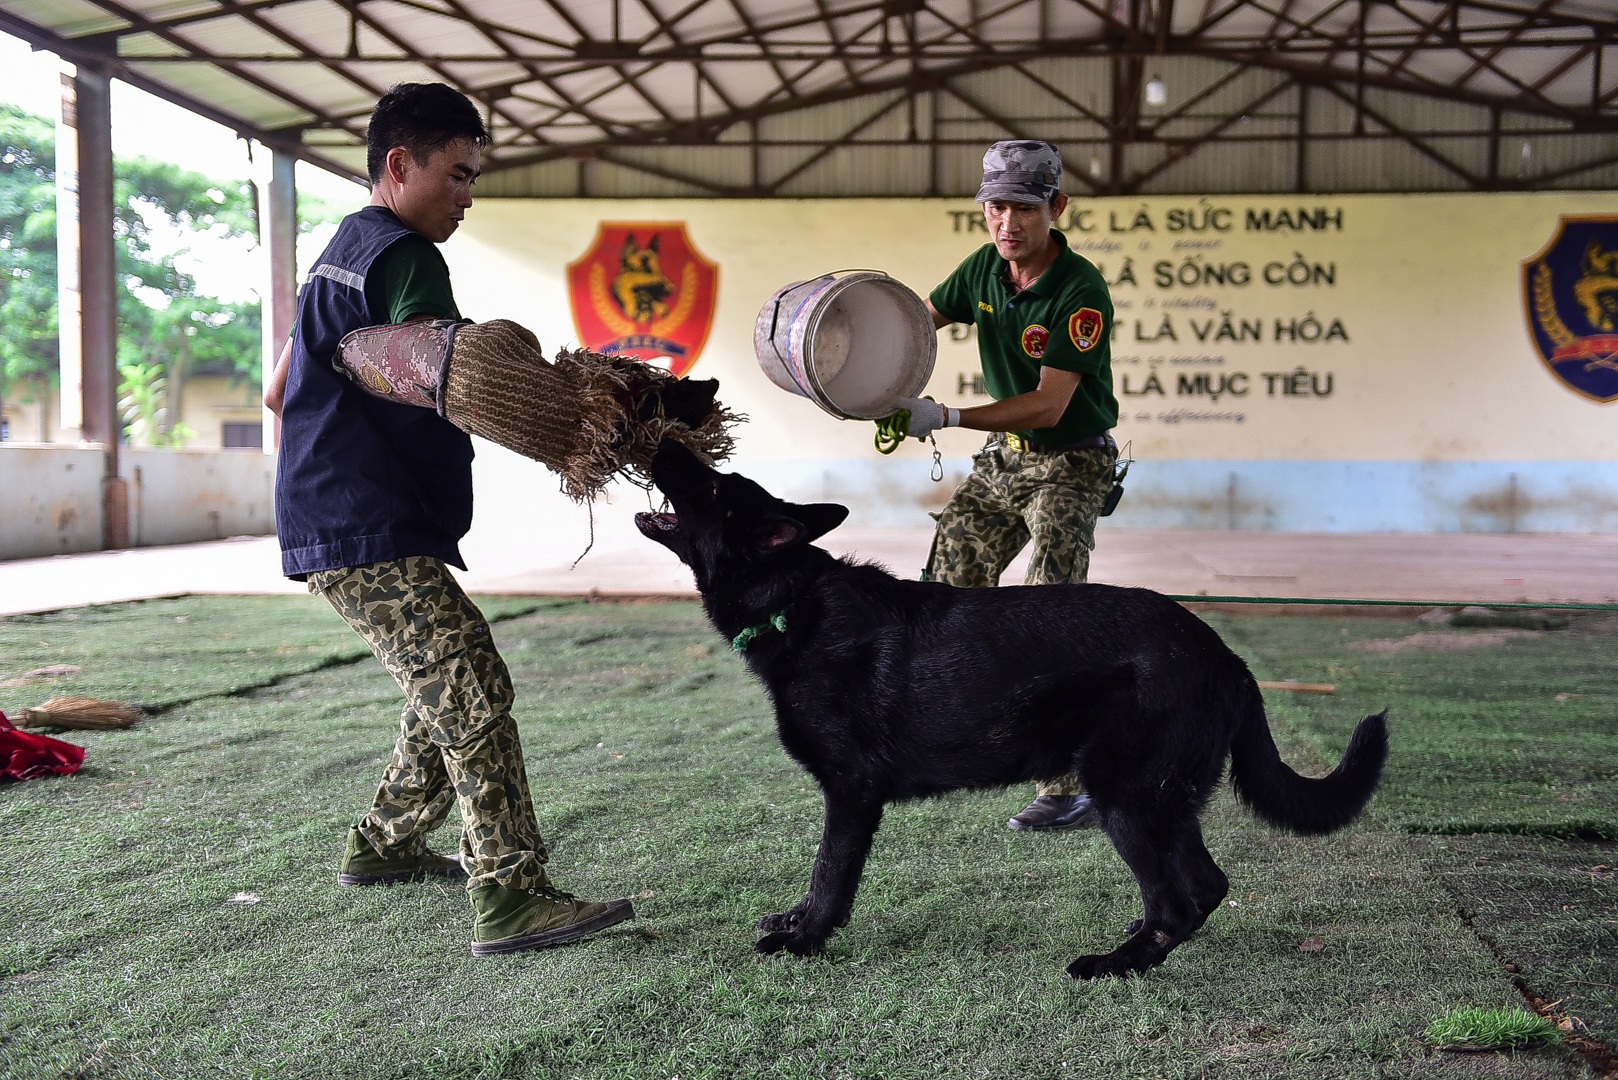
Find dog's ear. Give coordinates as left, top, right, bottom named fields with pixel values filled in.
left=622, top=235, right=639, bottom=256
left=795, top=502, right=849, bottom=543
left=753, top=502, right=848, bottom=554
left=754, top=517, right=807, bottom=553
left=754, top=503, right=847, bottom=554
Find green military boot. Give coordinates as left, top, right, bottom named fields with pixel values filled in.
left=469, top=883, right=635, bottom=956
left=337, top=825, right=467, bottom=886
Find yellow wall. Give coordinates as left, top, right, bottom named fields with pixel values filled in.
left=0, top=376, right=59, bottom=443
left=449, top=192, right=1618, bottom=468
left=172, top=375, right=263, bottom=449
left=0, top=373, right=262, bottom=449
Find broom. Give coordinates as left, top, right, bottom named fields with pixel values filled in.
left=11, top=696, right=143, bottom=730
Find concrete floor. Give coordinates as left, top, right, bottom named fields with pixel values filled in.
left=2, top=519, right=1614, bottom=618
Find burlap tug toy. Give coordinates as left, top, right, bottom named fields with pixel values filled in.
left=335, top=318, right=739, bottom=502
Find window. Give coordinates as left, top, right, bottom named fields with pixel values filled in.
left=221, top=422, right=263, bottom=449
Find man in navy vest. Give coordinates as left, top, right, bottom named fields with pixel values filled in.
left=266, top=83, right=635, bottom=956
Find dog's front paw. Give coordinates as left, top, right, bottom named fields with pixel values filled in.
left=1066, top=952, right=1136, bottom=980
left=755, top=930, right=824, bottom=957
left=1068, top=930, right=1174, bottom=980
left=758, top=911, right=801, bottom=933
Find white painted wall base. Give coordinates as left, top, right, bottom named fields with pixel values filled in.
left=0, top=445, right=276, bottom=560
left=4, top=439, right=1614, bottom=565
left=732, top=455, right=1618, bottom=534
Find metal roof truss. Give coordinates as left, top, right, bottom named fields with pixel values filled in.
left=0, top=0, right=1613, bottom=195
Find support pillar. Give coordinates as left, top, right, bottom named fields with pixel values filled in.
left=262, top=149, right=297, bottom=452
left=54, top=70, right=81, bottom=432
left=62, top=64, right=125, bottom=549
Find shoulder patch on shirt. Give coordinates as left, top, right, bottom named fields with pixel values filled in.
left=1069, top=308, right=1105, bottom=352
left=978, top=300, right=995, bottom=314
left=1021, top=324, right=1049, bottom=359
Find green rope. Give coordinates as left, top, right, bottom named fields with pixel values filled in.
left=1164, top=594, right=1618, bottom=612
left=874, top=396, right=942, bottom=455
left=873, top=410, right=910, bottom=455
left=732, top=610, right=789, bottom=652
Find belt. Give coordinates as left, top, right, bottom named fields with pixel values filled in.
left=1003, top=432, right=1115, bottom=454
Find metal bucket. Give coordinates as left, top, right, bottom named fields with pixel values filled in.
left=752, top=270, right=936, bottom=420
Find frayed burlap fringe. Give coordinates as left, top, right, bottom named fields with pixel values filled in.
left=556, top=346, right=742, bottom=503
left=433, top=319, right=739, bottom=503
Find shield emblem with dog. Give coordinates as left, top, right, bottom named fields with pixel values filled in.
left=1522, top=215, right=1618, bottom=404
left=567, top=222, right=719, bottom=376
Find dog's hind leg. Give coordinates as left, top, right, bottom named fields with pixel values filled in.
left=757, top=786, right=884, bottom=958
left=1177, top=819, right=1229, bottom=934
left=1122, top=819, right=1228, bottom=936
left=1068, top=813, right=1204, bottom=979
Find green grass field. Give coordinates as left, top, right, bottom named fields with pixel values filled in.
left=1, top=597, right=1614, bottom=1079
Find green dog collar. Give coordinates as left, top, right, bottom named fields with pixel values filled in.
left=731, top=610, right=788, bottom=652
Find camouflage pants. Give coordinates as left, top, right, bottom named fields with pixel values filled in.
left=927, top=438, right=1116, bottom=798
left=308, top=556, right=550, bottom=891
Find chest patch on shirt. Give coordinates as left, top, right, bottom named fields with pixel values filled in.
left=1070, top=308, right=1105, bottom=352
left=978, top=300, right=995, bottom=314
left=1021, top=323, right=1049, bottom=359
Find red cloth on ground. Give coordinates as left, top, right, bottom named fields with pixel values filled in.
left=0, top=709, right=85, bottom=781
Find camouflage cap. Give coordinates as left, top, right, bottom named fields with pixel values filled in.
left=976, top=140, right=1062, bottom=205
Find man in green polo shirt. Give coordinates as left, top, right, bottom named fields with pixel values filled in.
left=894, top=140, right=1119, bottom=833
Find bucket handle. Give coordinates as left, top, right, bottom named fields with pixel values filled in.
left=766, top=273, right=839, bottom=366
left=767, top=296, right=790, bottom=366
left=763, top=268, right=880, bottom=344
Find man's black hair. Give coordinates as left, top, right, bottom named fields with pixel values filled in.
left=367, top=83, right=491, bottom=184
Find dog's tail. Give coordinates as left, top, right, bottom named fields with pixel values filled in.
left=1227, top=686, right=1387, bottom=836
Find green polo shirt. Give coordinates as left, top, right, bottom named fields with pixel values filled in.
left=367, top=234, right=460, bottom=323
left=930, top=230, right=1118, bottom=443
left=289, top=234, right=459, bottom=341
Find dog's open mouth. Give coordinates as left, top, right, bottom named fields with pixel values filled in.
left=635, top=511, right=679, bottom=534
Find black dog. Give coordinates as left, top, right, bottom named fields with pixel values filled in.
left=635, top=441, right=1387, bottom=978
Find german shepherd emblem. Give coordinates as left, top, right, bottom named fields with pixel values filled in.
left=567, top=222, right=720, bottom=377
left=613, top=234, right=674, bottom=324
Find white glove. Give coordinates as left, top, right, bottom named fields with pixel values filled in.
left=894, top=396, right=953, bottom=439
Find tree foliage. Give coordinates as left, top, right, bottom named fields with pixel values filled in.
left=113, top=156, right=261, bottom=444
left=0, top=103, right=60, bottom=414
left=0, top=101, right=267, bottom=445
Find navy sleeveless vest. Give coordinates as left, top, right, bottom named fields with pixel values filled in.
left=274, top=205, right=474, bottom=578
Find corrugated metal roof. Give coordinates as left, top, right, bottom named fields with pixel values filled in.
left=0, top=0, right=1610, bottom=196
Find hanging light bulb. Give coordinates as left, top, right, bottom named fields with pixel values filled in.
left=1089, top=156, right=1103, bottom=179
left=1144, top=75, right=1167, bottom=108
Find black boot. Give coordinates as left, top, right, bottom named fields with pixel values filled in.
left=1007, top=794, right=1099, bottom=831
